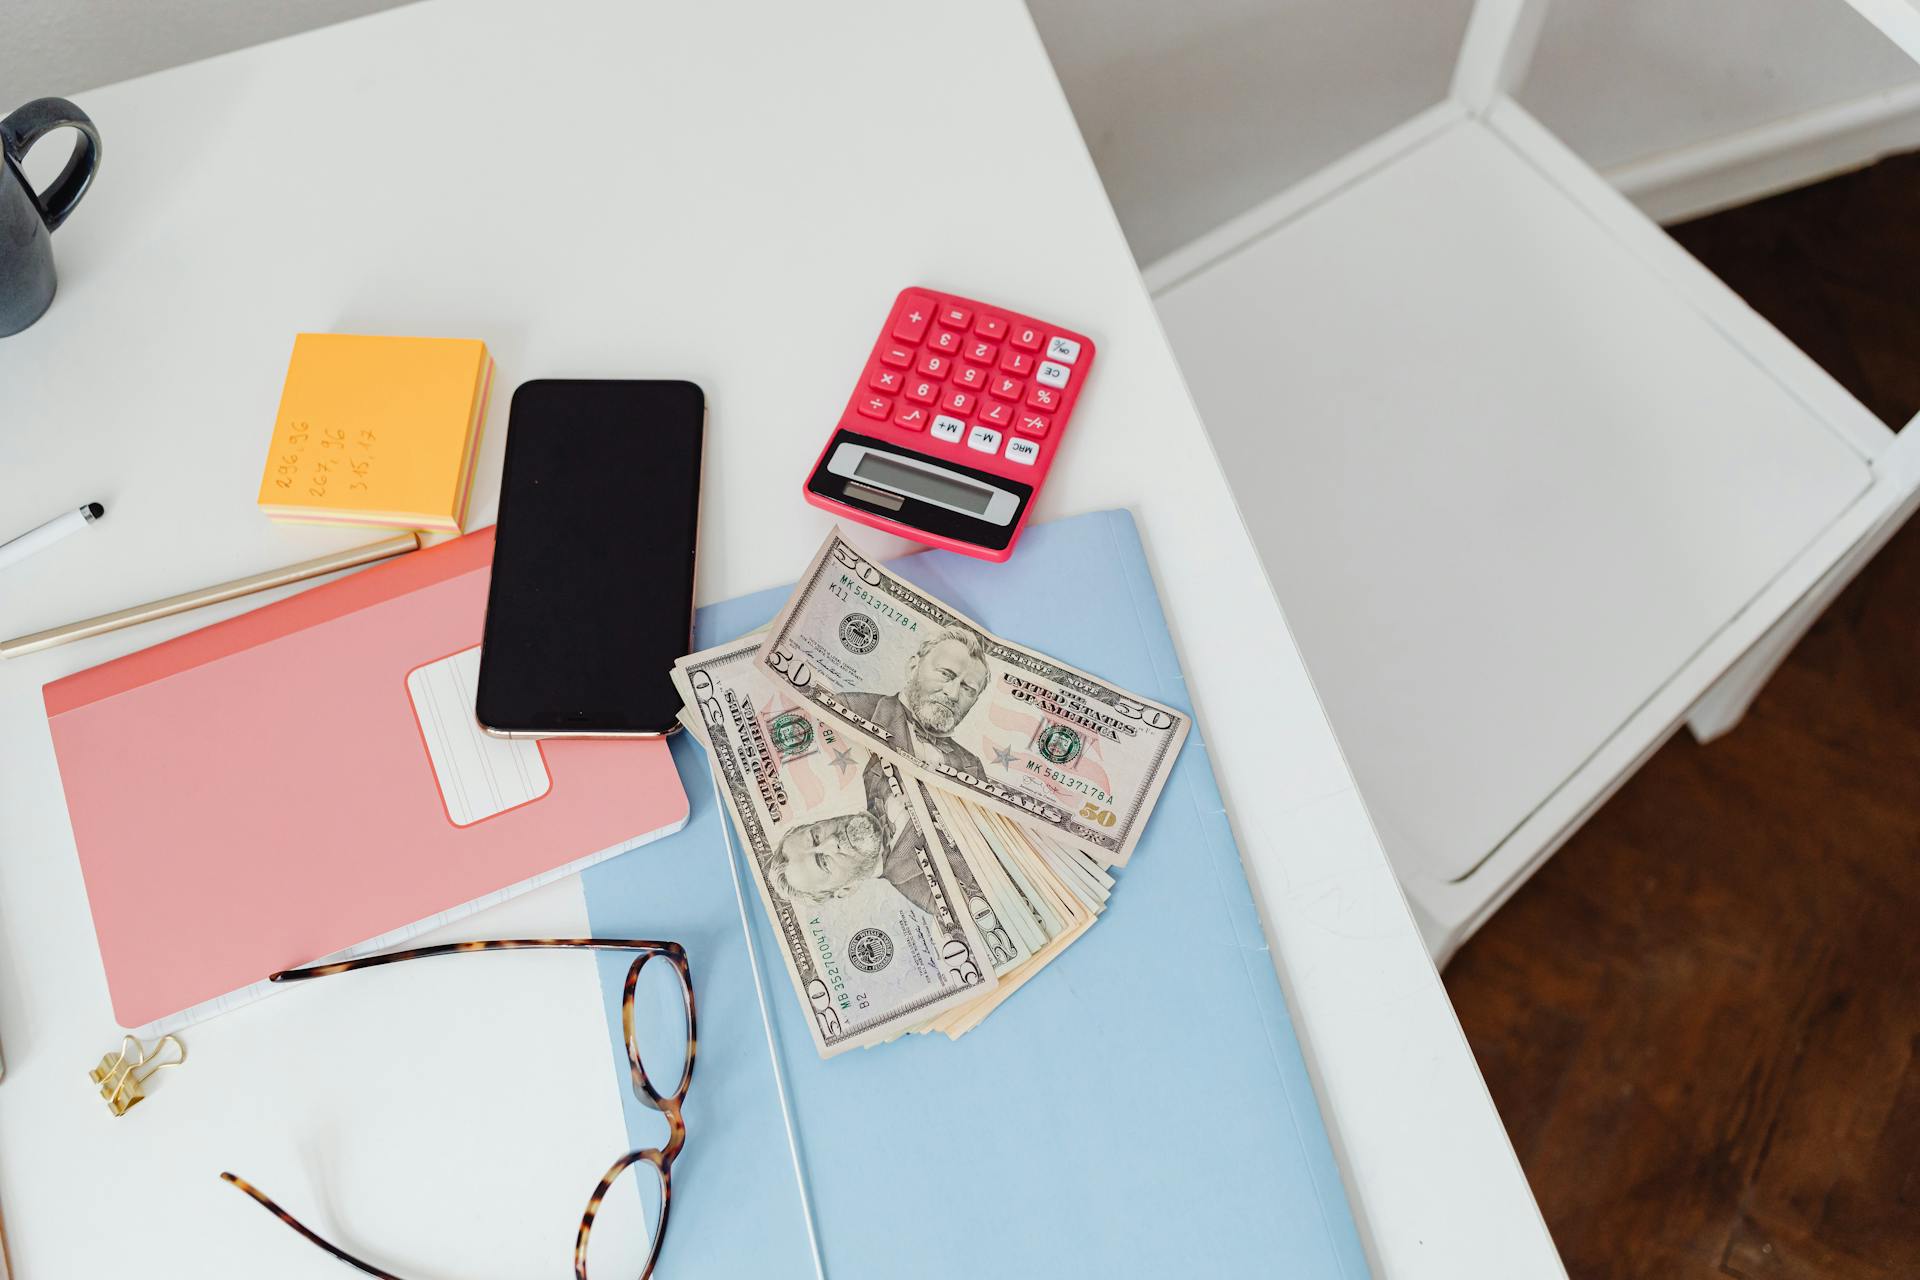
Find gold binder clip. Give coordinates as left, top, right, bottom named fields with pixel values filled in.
left=89, top=1034, right=185, bottom=1116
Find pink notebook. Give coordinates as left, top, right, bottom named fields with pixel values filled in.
left=45, top=528, right=688, bottom=1033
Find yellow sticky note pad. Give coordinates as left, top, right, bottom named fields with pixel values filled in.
left=258, top=333, right=494, bottom=532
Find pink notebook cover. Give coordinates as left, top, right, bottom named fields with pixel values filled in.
left=45, top=528, right=688, bottom=1031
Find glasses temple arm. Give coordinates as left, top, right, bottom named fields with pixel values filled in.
left=270, top=938, right=685, bottom=983
left=220, top=1172, right=411, bottom=1280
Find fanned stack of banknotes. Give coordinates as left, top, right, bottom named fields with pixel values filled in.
left=672, top=529, right=1190, bottom=1057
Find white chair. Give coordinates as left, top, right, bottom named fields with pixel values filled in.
left=1150, top=0, right=1920, bottom=963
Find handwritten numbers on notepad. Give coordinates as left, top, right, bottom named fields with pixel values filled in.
left=272, top=422, right=309, bottom=490
left=347, top=428, right=375, bottom=491
left=272, top=420, right=378, bottom=498
left=347, top=429, right=375, bottom=491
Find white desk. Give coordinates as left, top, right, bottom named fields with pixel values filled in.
left=0, top=3, right=1560, bottom=1275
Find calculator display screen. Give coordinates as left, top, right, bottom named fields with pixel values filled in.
left=853, top=452, right=995, bottom=515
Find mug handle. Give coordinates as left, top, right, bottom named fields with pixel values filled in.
left=0, top=97, right=102, bottom=232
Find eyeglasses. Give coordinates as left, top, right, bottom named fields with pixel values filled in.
left=222, top=938, right=695, bottom=1279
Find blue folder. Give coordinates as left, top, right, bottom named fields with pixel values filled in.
left=580, top=510, right=1369, bottom=1278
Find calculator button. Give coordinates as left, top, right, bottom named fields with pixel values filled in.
left=1005, top=437, right=1041, bottom=466
left=1026, top=384, right=1058, bottom=410
left=965, top=338, right=999, bottom=364
left=931, top=414, right=967, bottom=443
left=942, top=389, right=975, bottom=414
left=974, top=314, right=1008, bottom=339
left=1015, top=412, right=1050, bottom=437
left=906, top=379, right=940, bottom=404
left=1044, top=336, right=1082, bottom=365
left=879, top=344, right=915, bottom=368
left=893, top=297, right=935, bottom=343
left=1010, top=323, right=1043, bottom=351
left=989, top=374, right=1023, bottom=401
left=895, top=404, right=930, bottom=431
left=999, top=349, right=1034, bottom=375
left=953, top=364, right=987, bottom=390
left=918, top=351, right=951, bottom=378
left=940, top=303, right=973, bottom=329
left=978, top=400, right=1012, bottom=428
left=858, top=394, right=893, bottom=420
left=1036, top=361, right=1071, bottom=389
left=967, top=425, right=1003, bottom=453
left=929, top=329, right=963, bottom=354
left=869, top=367, right=904, bottom=392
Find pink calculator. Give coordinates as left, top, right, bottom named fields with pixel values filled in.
left=803, top=286, right=1095, bottom=562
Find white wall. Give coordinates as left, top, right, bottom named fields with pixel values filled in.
left=4, top=0, right=1917, bottom=265
left=1029, top=0, right=1920, bottom=263
left=1523, top=0, right=1919, bottom=170
left=1027, top=0, right=1477, bottom=267
left=0, top=0, right=410, bottom=103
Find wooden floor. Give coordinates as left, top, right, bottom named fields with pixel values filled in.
left=1443, top=153, right=1920, bottom=1280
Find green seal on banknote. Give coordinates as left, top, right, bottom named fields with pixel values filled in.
left=768, top=711, right=815, bottom=758
left=1034, top=722, right=1083, bottom=766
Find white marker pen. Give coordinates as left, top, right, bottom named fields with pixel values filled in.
left=0, top=502, right=105, bottom=573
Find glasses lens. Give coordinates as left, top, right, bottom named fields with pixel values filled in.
left=584, top=1157, right=664, bottom=1279
left=629, top=955, right=691, bottom=1101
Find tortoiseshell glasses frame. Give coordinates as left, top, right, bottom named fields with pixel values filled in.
left=221, top=938, right=695, bottom=1280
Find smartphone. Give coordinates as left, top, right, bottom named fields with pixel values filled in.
left=475, top=379, right=704, bottom=737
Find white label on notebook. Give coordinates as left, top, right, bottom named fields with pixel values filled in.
left=407, top=646, right=550, bottom=825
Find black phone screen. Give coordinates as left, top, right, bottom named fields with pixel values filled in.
left=476, top=379, right=703, bottom=736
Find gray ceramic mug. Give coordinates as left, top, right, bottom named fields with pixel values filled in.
left=1, top=97, right=102, bottom=338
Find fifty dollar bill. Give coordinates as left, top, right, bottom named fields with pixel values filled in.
left=673, top=633, right=998, bottom=1056
left=756, top=528, right=1189, bottom=867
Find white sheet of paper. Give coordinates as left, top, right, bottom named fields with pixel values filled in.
left=406, top=645, right=550, bottom=825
